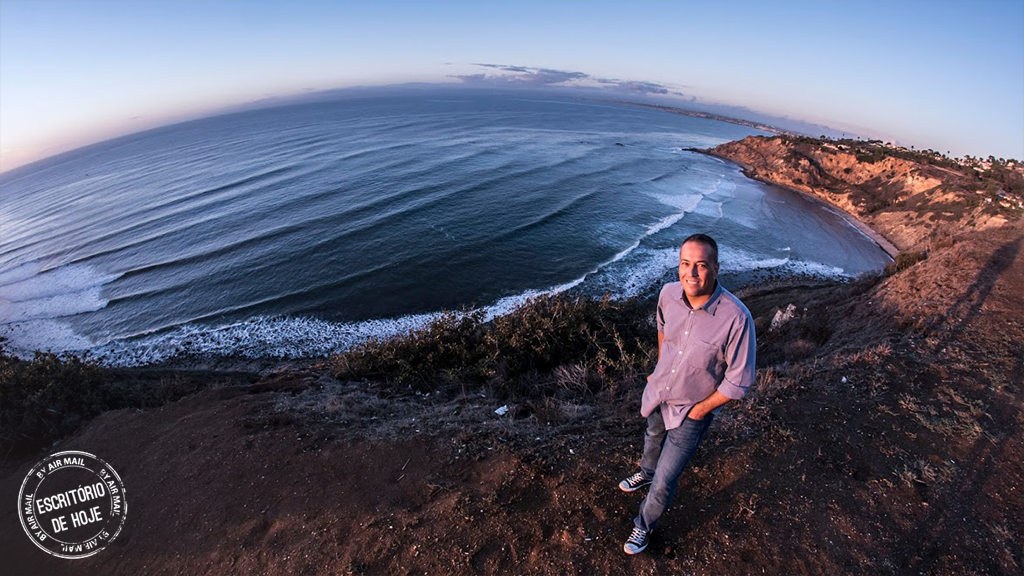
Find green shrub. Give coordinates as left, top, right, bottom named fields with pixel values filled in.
left=884, top=251, right=928, bottom=276
left=0, top=339, right=216, bottom=456
left=329, top=310, right=490, bottom=386
left=328, top=293, right=654, bottom=395
left=0, top=344, right=109, bottom=453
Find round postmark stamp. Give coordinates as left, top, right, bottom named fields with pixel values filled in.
left=18, top=450, right=127, bottom=559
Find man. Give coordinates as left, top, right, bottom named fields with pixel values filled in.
left=620, top=233, right=756, bottom=555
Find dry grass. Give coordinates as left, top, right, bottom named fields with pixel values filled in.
left=896, top=458, right=957, bottom=489
left=896, top=385, right=988, bottom=441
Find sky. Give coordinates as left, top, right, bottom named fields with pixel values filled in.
left=1, top=0, right=1022, bottom=172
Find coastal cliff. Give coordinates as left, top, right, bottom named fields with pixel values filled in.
left=2, top=138, right=1022, bottom=576
left=704, top=135, right=1022, bottom=253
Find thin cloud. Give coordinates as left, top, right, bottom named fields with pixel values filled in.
left=450, top=63, right=849, bottom=137
left=459, top=63, right=589, bottom=86
left=472, top=63, right=533, bottom=73
left=596, top=78, right=680, bottom=96
left=454, top=63, right=684, bottom=96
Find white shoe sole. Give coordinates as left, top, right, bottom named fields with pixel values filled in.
left=623, top=541, right=648, bottom=555
left=618, top=480, right=652, bottom=493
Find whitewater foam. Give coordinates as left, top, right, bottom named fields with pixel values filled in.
left=0, top=319, right=94, bottom=353
left=692, top=200, right=724, bottom=219
left=0, top=287, right=113, bottom=324
left=612, top=248, right=681, bottom=298
left=1, top=262, right=122, bottom=304
left=601, top=244, right=849, bottom=300
left=91, top=312, right=443, bottom=367
left=0, top=262, right=123, bottom=355
left=482, top=276, right=589, bottom=321
left=1, top=263, right=122, bottom=326
left=720, top=245, right=846, bottom=277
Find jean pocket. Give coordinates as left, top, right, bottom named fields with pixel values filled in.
left=668, top=417, right=709, bottom=447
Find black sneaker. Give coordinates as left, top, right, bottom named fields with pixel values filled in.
left=623, top=526, right=650, bottom=555
left=618, top=472, right=652, bottom=492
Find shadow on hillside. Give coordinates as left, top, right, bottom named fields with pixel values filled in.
left=928, top=234, right=1022, bottom=335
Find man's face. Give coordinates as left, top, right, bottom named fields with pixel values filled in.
left=678, top=241, right=719, bottom=301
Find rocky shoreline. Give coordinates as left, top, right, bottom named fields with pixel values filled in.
left=692, top=145, right=901, bottom=258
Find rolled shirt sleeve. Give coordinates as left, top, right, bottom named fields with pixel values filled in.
left=717, top=312, right=756, bottom=400
left=642, top=281, right=758, bottom=430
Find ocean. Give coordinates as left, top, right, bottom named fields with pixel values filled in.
left=0, top=91, right=891, bottom=366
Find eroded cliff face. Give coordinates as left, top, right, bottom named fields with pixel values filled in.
left=707, top=136, right=1012, bottom=252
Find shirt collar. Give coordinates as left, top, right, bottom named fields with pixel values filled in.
left=677, top=281, right=723, bottom=315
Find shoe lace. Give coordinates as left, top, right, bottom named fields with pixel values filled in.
left=628, top=527, right=647, bottom=544
left=628, top=472, right=645, bottom=485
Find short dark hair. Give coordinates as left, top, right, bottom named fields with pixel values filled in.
left=681, top=233, right=718, bottom=264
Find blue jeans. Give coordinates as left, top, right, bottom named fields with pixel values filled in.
left=634, top=406, right=714, bottom=532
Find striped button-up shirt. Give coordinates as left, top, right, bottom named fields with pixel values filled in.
left=641, top=281, right=756, bottom=430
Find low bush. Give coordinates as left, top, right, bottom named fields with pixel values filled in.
left=328, top=293, right=655, bottom=396
left=0, top=345, right=109, bottom=453
left=884, top=251, right=928, bottom=276
left=0, top=340, right=218, bottom=456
